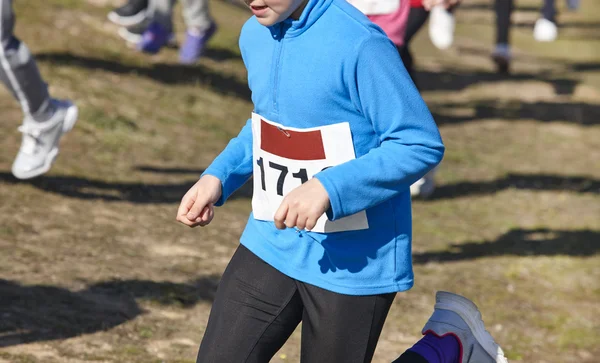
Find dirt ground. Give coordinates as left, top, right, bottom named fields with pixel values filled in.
left=0, top=0, right=598, bottom=362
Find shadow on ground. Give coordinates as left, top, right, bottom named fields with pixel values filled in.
left=414, top=228, right=600, bottom=264
left=429, top=99, right=599, bottom=125
left=415, top=67, right=581, bottom=96
left=0, top=169, right=253, bottom=203
left=422, top=174, right=600, bottom=202
left=0, top=275, right=219, bottom=347
left=424, top=173, right=600, bottom=200
left=35, top=52, right=250, bottom=100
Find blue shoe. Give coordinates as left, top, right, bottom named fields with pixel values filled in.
left=491, top=44, right=511, bottom=74
left=566, top=0, right=580, bottom=11
left=179, top=22, right=217, bottom=64
left=137, top=22, right=173, bottom=54
left=422, top=291, right=509, bottom=363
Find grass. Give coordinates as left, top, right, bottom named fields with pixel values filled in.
left=0, top=0, right=598, bottom=362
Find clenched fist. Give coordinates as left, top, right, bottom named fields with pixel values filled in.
left=176, top=175, right=222, bottom=228
left=274, top=178, right=330, bottom=231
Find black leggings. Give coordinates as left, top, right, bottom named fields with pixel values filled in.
left=393, top=350, right=430, bottom=363
left=398, top=6, right=430, bottom=82
left=495, top=0, right=557, bottom=45
left=196, top=244, right=396, bottom=363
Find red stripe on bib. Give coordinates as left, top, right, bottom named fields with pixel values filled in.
left=260, top=119, right=326, bottom=160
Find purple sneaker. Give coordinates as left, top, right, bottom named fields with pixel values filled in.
left=179, top=22, right=217, bottom=64
left=566, top=0, right=580, bottom=10
left=138, top=22, right=173, bottom=54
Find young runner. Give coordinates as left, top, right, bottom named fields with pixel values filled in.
left=177, top=0, right=506, bottom=361
left=108, top=0, right=217, bottom=63
left=1, top=0, right=78, bottom=179
left=493, top=0, right=580, bottom=73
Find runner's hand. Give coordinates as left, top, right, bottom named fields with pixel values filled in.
left=274, top=178, right=330, bottom=231
left=176, top=175, right=222, bottom=228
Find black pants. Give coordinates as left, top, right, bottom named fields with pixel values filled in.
left=0, top=0, right=53, bottom=119
left=196, top=244, right=396, bottom=363
left=495, top=0, right=557, bottom=45
left=398, top=6, right=430, bottom=83
left=393, top=350, right=429, bottom=363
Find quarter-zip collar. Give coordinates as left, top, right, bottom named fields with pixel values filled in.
left=269, top=0, right=333, bottom=38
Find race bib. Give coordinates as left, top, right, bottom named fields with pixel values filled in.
left=251, top=113, right=369, bottom=233
left=348, top=0, right=400, bottom=15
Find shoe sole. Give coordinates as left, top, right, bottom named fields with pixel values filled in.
left=119, top=27, right=177, bottom=48
left=107, top=10, right=147, bottom=27
left=436, top=291, right=509, bottom=363
left=118, top=27, right=143, bottom=44
left=12, top=104, right=78, bottom=180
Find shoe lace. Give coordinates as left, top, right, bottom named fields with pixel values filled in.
left=17, top=116, right=62, bottom=154
left=17, top=124, right=44, bottom=155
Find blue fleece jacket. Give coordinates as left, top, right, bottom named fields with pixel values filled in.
left=202, top=0, right=444, bottom=295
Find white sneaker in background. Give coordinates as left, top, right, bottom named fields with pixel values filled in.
left=118, top=26, right=143, bottom=44
left=107, top=0, right=148, bottom=28
left=11, top=99, right=78, bottom=180
left=428, top=5, right=455, bottom=50
left=410, top=169, right=437, bottom=199
left=533, top=18, right=558, bottom=42
left=118, top=27, right=177, bottom=47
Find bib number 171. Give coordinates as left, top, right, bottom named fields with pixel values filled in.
left=256, top=157, right=311, bottom=196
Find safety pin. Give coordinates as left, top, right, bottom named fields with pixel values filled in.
left=277, top=127, right=291, bottom=138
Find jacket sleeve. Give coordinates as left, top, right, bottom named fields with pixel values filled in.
left=201, top=118, right=253, bottom=206
left=314, top=35, right=444, bottom=220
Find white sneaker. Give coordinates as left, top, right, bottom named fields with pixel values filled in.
left=422, top=291, right=509, bottom=363
left=107, top=0, right=148, bottom=28
left=533, top=18, right=558, bottom=42
left=410, top=170, right=436, bottom=199
left=118, top=27, right=177, bottom=47
left=428, top=5, right=455, bottom=50
left=118, top=27, right=143, bottom=44
left=108, top=9, right=147, bottom=27
left=11, top=100, right=78, bottom=180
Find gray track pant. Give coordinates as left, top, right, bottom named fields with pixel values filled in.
left=149, top=0, right=213, bottom=33
left=0, top=0, right=53, bottom=121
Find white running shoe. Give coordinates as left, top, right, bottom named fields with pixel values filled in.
left=428, top=5, right=455, bottom=50
left=107, top=0, right=148, bottom=28
left=11, top=99, right=78, bottom=180
left=422, top=291, right=509, bottom=363
left=533, top=18, right=558, bottom=42
left=118, top=27, right=143, bottom=44
left=118, top=27, right=177, bottom=47
left=410, top=169, right=437, bottom=199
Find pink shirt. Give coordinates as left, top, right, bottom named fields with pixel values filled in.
left=367, top=0, right=411, bottom=47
